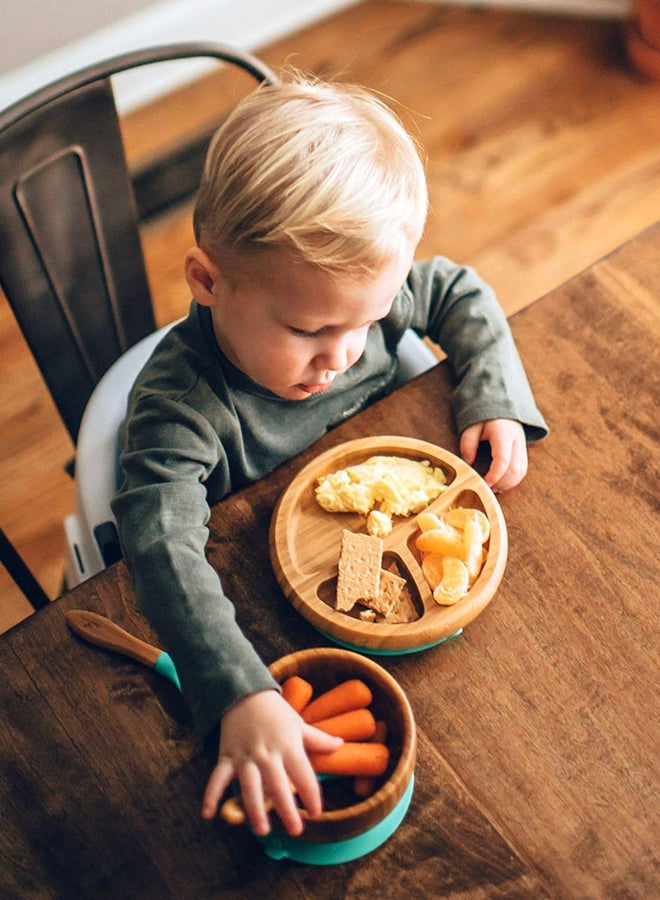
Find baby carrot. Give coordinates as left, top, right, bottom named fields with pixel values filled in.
left=313, top=707, right=376, bottom=742
left=281, top=675, right=313, bottom=713
left=219, top=795, right=250, bottom=826
left=301, top=678, right=373, bottom=724
left=309, top=742, right=389, bottom=777
left=354, top=719, right=388, bottom=797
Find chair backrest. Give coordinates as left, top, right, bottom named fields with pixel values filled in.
left=0, top=528, right=50, bottom=610
left=0, top=43, right=276, bottom=442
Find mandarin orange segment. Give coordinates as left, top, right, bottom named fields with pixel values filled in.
left=415, top=506, right=491, bottom=604
left=444, top=507, right=490, bottom=543
left=421, top=552, right=445, bottom=590
left=415, top=511, right=444, bottom=533
left=433, top=558, right=470, bottom=605
left=463, top=518, right=485, bottom=582
left=415, top=522, right=463, bottom=557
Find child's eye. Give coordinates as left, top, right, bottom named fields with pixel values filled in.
left=290, top=326, right=320, bottom=338
left=289, top=321, right=376, bottom=338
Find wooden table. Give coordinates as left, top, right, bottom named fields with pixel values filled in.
left=2, top=225, right=658, bottom=899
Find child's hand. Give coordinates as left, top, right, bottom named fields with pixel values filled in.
left=459, top=419, right=528, bottom=492
left=201, top=689, right=343, bottom=837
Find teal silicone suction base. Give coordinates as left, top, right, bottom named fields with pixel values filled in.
left=318, top=628, right=463, bottom=656
left=258, top=773, right=414, bottom=865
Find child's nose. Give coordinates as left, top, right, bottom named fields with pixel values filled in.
left=314, top=336, right=353, bottom=373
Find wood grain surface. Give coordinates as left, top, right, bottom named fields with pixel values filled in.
left=2, top=1, right=660, bottom=631
left=1, top=223, right=657, bottom=898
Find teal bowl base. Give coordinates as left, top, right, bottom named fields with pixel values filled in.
left=317, top=628, right=463, bottom=656
left=258, top=773, right=414, bottom=865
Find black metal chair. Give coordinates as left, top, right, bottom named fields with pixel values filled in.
left=0, top=43, right=277, bottom=599
left=1, top=528, right=50, bottom=610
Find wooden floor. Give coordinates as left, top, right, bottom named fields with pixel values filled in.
left=2, top=0, right=659, bottom=633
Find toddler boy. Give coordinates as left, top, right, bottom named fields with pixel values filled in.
left=112, top=72, right=547, bottom=837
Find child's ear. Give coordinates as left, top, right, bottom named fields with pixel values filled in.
left=184, top=247, right=227, bottom=307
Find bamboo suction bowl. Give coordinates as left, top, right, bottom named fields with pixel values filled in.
left=270, top=436, right=508, bottom=653
left=262, top=647, right=416, bottom=863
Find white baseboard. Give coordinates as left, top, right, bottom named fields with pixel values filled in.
left=0, top=0, right=358, bottom=114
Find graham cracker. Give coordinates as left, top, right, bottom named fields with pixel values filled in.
left=336, top=529, right=383, bottom=612
left=360, top=568, right=407, bottom=618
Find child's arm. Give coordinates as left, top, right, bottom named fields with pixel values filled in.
left=404, top=257, right=549, bottom=474
left=114, top=441, right=341, bottom=835
left=201, top=689, right=342, bottom=836
left=459, top=418, right=528, bottom=492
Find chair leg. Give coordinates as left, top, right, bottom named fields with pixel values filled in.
left=0, top=528, right=51, bottom=610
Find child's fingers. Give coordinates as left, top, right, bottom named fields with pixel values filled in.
left=219, top=766, right=309, bottom=834
left=261, top=762, right=305, bottom=837
left=459, top=423, right=483, bottom=465
left=487, top=433, right=528, bottom=492
left=475, top=419, right=527, bottom=492
left=235, top=762, right=271, bottom=836
left=224, top=754, right=325, bottom=832
left=483, top=449, right=512, bottom=490
left=201, top=756, right=235, bottom=820
left=285, top=756, right=324, bottom=822
left=303, top=721, right=344, bottom=753
left=283, top=723, right=341, bottom=819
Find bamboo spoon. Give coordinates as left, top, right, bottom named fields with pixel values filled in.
left=65, top=609, right=181, bottom=690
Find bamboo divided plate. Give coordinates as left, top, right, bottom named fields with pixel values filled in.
left=269, top=436, right=508, bottom=653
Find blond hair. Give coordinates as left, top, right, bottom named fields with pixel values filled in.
left=193, top=72, right=427, bottom=278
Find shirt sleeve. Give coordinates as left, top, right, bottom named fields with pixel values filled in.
left=405, top=257, right=549, bottom=441
left=111, top=393, right=279, bottom=739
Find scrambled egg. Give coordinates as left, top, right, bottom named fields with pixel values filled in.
left=315, top=455, right=447, bottom=535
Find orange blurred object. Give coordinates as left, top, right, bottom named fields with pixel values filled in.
left=626, top=0, right=660, bottom=79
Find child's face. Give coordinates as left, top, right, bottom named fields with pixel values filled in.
left=202, top=245, right=415, bottom=401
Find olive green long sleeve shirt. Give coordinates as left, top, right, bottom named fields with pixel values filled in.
left=112, top=256, right=548, bottom=738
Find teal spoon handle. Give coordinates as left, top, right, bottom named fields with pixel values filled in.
left=66, top=609, right=181, bottom=690
left=153, top=651, right=181, bottom=690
